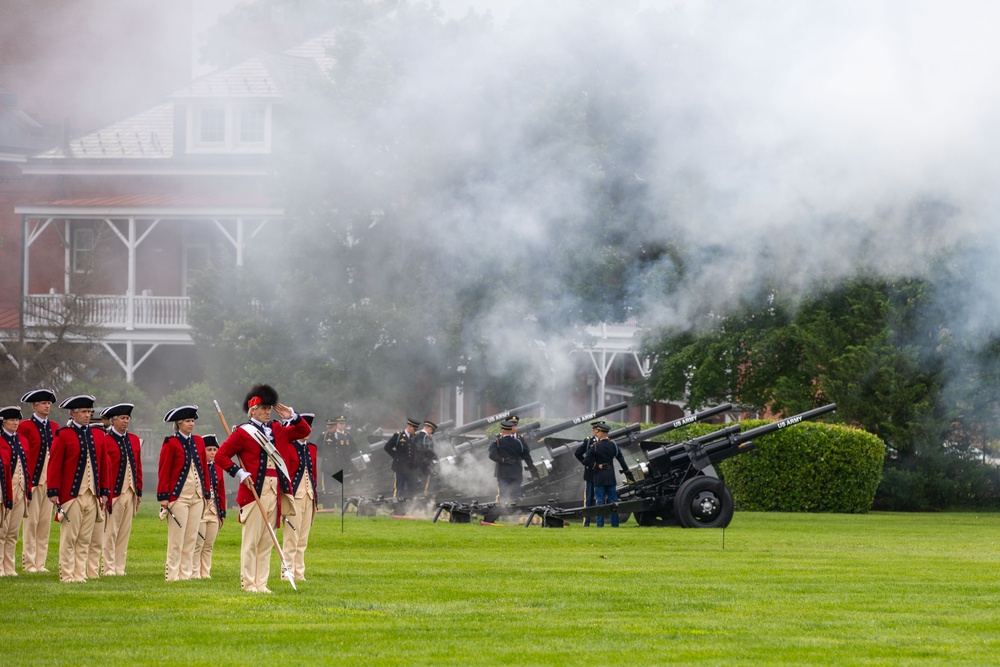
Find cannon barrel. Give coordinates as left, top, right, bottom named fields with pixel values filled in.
left=648, top=404, right=837, bottom=467
left=646, top=424, right=742, bottom=462
left=548, top=423, right=641, bottom=458
left=521, top=402, right=629, bottom=443
left=624, top=403, right=733, bottom=446
left=442, top=401, right=544, bottom=439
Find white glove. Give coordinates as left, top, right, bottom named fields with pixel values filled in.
left=236, top=469, right=252, bottom=483
left=158, top=506, right=167, bottom=521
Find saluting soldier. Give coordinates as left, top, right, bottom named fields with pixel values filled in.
left=384, top=417, right=420, bottom=499
left=215, top=384, right=308, bottom=593
left=17, top=388, right=58, bottom=572
left=100, top=403, right=142, bottom=576
left=157, top=405, right=209, bottom=582
left=0, top=406, right=32, bottom=576
left=574, top=421, right=602, bottom=527
left=193, top=434, right=226, bottom=579
left=489, top=420, right=538, bottom=504
left=283, top=413, right=317, bottom=582
left=582, top=422, right=634, bottom=528
left=46, top=395, right=110, bottom=583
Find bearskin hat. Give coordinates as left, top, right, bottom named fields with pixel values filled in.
left=243, top=384, right=279, bottom=412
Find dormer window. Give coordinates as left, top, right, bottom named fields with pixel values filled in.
left=187, top=103, right=271, bottom=153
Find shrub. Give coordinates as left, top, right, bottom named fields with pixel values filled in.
left=659, top=420, right=885, bottom=513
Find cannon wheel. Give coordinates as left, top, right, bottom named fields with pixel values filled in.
left=674, top=477, right=734, bottom=528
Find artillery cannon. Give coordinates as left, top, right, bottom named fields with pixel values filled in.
left=522, top=404, right=837, bottom=528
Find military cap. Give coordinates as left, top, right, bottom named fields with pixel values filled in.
left=243, top=383, right=278, bottom=411
left=59, top=395, right=96, bottom=410
left=406, top=417, right=421, bottom=429
left=301, top=412, right=315, bottom=426
left=203, top=434, right=219, bottom=449
left=422, top=420, right=438, bottom=432
left=21, top=389, right=56, bottom=404
left=593, top=421, right=611, bottom=433
left=499, top=420, right=515, bottom=431
left=0, top=406, right=23, bottom=421
left=510, top=415, right=520, bottom=424
left=590, top=420, right=603, bottom=428
left=164, top=405, right=199, bottom=422
left=101, top=403, right=134, bottom=419
left=326, top=418, right=338, bottom=427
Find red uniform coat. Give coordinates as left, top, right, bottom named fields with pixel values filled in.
left=215, top=416, right=310, bottom=508
left=105, top=430, right=143, bottom=501
left=0, top=431, right=33, bottom=509
left=46, top=424, right=111, bottom=505
left=18, top=416, right=58, bottom=488
left=206, top=460, right=227, bottom=524
left=156, top=433, right=209, bottom=503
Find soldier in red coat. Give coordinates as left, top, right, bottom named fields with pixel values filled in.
left=215, top=384, right=308, bottom=593
left=99, top=403, right=142, bottom=575
left=46, top=395, right=110, bottom=583
left=17, top=388, right=58, bottom=573
left=193, top=434, right=226, bottom=579
left=282, top=412, right=318, bottom=582
left=0, top=406, right=32, bottom=576
left=157, top=405, right=209, bottom=582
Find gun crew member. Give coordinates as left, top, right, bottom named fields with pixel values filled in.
left=0, top=406, right=31, bottom=576
left=215, top=384, right=309, bottom=593
left=489, top=420, right=539, bottom=504
left=583, top=422, right=634, bottom=527
left=573, top=420, right=602, bottom=527
left=47, top=395, right=110, bottom=583
left=193, top=434, right=226, bottom=579
left=322, top=415, right=354, bottom=486
left=283, top=413, right=317, bottom=582
left=100, top=403, right=142, bottom=576
left=383, top=417, right=420, bottom=499
left=18, top=388, right=58, bottom=572
left=412, top=420, right=439, bottom=495
left=157, top=405, right=209, bottom=582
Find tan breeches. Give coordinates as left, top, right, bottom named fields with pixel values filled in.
left=58, top=492, right=99, bottom=582
left=21, top=480, right=52, bottom=572
left=193, top=517, right=220, bottom=578
left=238, top=477, right=278, bottom=592
left=164, top=496, right=204, bottom=581
left=282, top=494, right=315, bottom=581
left=101, top=489, right=136, bottom=575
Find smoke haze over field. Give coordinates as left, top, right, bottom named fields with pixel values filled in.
left=265, top=0, right=1000, bottom=396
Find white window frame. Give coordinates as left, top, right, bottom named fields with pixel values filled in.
left=71, top=227, right=95, bottom=274
left=186, top=103, right=272, bottom=154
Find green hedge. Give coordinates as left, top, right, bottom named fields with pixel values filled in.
left=658, top=421, right=885, bottom=513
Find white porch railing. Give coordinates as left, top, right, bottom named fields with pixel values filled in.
left=23, top=294, right=190, bottom=329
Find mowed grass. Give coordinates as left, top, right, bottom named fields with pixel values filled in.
left=2, top=506, right=999, bottom=666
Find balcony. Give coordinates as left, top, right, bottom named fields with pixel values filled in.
left=22, top=294, right=191, bottom=330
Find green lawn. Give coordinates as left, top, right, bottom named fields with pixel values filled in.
left=3, top=507, right=999, bottom=666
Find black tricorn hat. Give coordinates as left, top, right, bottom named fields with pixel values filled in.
left=164, top=405, right=199, bottom=422
left=203, top=434, right=219, bottom=448
left=301, top=412, right=315, bottom=426
left=21, top=389, right=56, bottom=404
left=59, top=395, right=96, bottom=410
left=0, top=406, right=22, bottom=420
left=101, top=403, right=134, bottom=419
left=243, top=384, right=279, bottom=412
